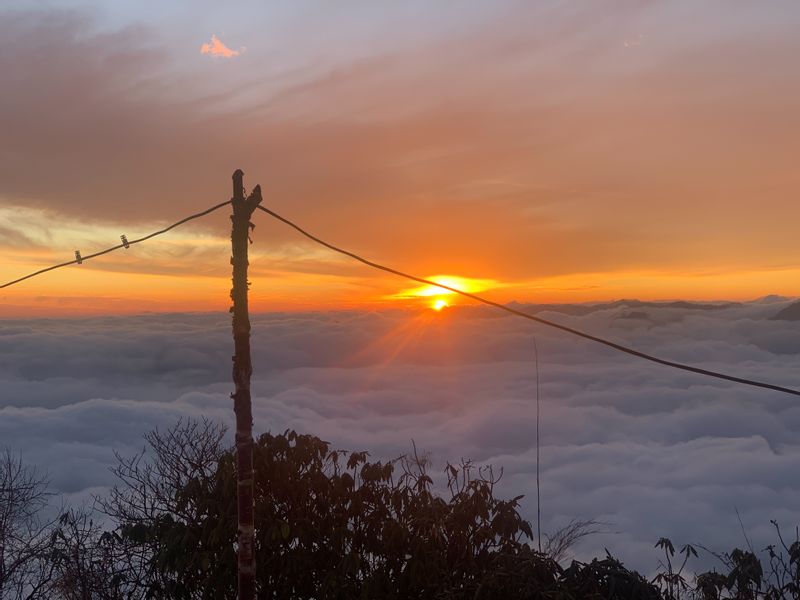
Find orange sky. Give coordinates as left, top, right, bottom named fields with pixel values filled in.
left=2, top=212, right=798, bottom=317
left=1, top=3, right=799, bottom=315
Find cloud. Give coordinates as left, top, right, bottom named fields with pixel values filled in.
left=2, top=300, right=800, bottom=570
left=200, top=34, right=243, bottom=58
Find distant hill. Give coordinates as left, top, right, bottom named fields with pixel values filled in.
left=770, top=300, right=800, bottom=321
left=506, top=299, right=739, bottom=317
left=754, top=294, right=792, bottom=304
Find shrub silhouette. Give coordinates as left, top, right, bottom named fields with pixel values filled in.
left=97, top=419, right=660, bottom=599
left=5, top=418, right=798, bottom=599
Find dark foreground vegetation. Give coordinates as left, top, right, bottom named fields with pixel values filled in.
left=1, top=419, right=798, bottom=599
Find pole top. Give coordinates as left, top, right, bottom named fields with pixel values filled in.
left=232, top=169, right=245, bottom=202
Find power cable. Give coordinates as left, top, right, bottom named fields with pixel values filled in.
left=1, top=201, right=231, bottom=289
left=3, top=198, right=796, bottom=397
left=255, top=204, right=800, bottom=398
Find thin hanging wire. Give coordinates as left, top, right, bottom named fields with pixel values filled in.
left=255, top=204, right=800, bottom=398
left=1, top=201, right=232, bottom=289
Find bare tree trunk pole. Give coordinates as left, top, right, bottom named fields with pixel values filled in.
left=230, top=169, right=262, bottom=600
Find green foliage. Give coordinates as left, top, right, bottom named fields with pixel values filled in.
left=8, top=419, right=800, bottom=599
left=561, top=552, right=662, bottom=599
left=95, top=422, right=800, bottom=599
left=651, top=531, right=800, bottom=600
left=248, top=430, right=543, bottom=598
left=99, top=421, right=663, bottom=598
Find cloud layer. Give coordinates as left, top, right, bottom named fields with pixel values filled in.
left=2, top=299, right=799, bottom=571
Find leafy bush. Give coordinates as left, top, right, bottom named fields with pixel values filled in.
left=3, top=419, right=799, bottom=599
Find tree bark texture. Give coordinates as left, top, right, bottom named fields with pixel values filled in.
left=230, top=169, right=262, bottom=600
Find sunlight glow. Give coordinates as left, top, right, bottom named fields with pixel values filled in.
left=396, top=275, right=499, bottom=299
left=432, top=298, right=449, bottom=311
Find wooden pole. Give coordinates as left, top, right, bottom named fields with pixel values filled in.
left=230, top=169, right=262, bottom=600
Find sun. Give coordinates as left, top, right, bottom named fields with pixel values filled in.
left=431, top=298, right=449, bottom=311
left=391, top=275, right=501, bottom=310
left=398, top=275, right=496, bottom=298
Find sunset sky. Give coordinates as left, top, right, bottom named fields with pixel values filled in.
left=2, top=1, right=799, bottom=315
left=3, top=3, right=800, bottom=575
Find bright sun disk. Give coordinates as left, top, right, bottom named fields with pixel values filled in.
left=432, top=298, right=449, bottom=311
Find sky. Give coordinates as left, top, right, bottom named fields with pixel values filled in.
left=2, top=1, right=800, bottom=313
left=2, top=0, right=800, bottom=577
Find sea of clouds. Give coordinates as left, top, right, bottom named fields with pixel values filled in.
left=2, top=298, right=800, bottom=573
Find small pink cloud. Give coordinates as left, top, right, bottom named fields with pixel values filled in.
left=200, top=34, right=243, bottom=58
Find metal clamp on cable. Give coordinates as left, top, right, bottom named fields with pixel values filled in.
left=121, top=235, right=130, bottom=249
left=74, top=250, right=82, bottom=264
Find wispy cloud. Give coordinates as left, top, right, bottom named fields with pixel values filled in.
left=200, top=34, right=243, bottom=58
